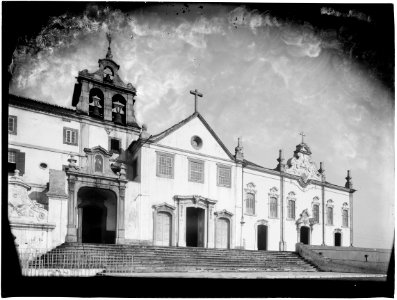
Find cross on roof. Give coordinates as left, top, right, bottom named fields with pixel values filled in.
left=190, top=89, right=203, bottom=113
left=299, top=131, right=306, bottom=144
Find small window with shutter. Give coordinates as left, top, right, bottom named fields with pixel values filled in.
left=109, top=138, right=121, bottom=153
left=63, top=127, right=78, bottom=146
left=217, top=165, right=231, bottom=187
left=188, top=158, right=204, bottom=183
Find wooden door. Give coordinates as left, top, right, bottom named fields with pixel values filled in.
left=156, top=212, right=171, bottom=246
left=335, top=232, right=341, bottom=246
left=197, top=209, right=205, bottom=247
left=257, top=225, right=267, bottom=250
left=216, top=218, right=230, bottom=249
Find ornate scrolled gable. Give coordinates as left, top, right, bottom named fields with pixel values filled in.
left=296, top=209, right=315, bottom=229
left=255, top=219, right=268, bottom=226
left=326, top=199, right=334, bottom=207
left=75, top=146, right=119, bottom=178
left=286, top=191, right=296, bottom=201
left=214, top=209, right=233, bottom=219
left=342, top=202, right=349, bottom=209
left=152, top=202, right=176, bottom=213
left=312, top=196, right=320, bottom=204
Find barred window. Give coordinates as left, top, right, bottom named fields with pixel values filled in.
left=270, top=197, right=278, bottom=218
left=327, top=206, right=333, bottom=225
left=313, top=204, right=320, bottom=223
left=217, top=165, right=231, bottom=187
left=63, top=127, right=78, bottom=145
left=8, top=116, right=17, bottom=135
left=189, top=159, right=204, bottom=183
left=287, top=200, right=295, bottom=219
left=342, top=209, right=349, bottom=227
left=246, top=193, right=255, bottom=215
left=156, top=153, right=174, bottom=178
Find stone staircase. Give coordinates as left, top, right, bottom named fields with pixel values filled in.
left=29, top=243, right=319, bottom=274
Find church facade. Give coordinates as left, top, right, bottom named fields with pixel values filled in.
left=8, top=42, right=355, bottom=253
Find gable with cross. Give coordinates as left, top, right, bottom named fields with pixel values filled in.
left=190, top=89, right=203, bottom=113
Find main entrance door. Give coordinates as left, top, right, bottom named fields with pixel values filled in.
left=257, top=225, right=268, bottom=250
left=300, top=226, right=310, bottom=245
left=186, top=207, right=205, bottom=247
left=215, top=218, right=230, bottom=249
left=82, top=205, right=106, bottom=243
left=155, top=212, right=172, bottom=246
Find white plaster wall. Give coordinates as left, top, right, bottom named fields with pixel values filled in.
left=242, top=169, right=281, bottom=250
left=48, top=197, right=68, bottom=248
left=159, top=117, right=231, bottom=160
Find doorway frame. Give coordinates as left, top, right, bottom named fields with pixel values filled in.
left=299, top=225, right=311, bottom=245
left=254, top=219, right=269, bottom=250
left=152, top=203, right=177, bottom=246
left=334, top=228, right=342, bottom=246
left=174, top=195, right=217, bottom=248
left=214, top=209, right=233, bottom=249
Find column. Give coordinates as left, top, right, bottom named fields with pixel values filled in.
left=279, top=174, right=286, bottom=251
left=178, top=203, right=186, bottom=247
left=321, top=184, right=325, bottom=245
left=207, top=204, right=215, bottom=248
left=126, top=94, right=137, bottom=127
left=104, top=89, right=113, bottom=122
left=116, top=185, right=126, bottom=244
left=65, top=177, right=77, bottom=243
left=349, top=192, right=354, bottom=246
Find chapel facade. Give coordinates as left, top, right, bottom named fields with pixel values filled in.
left=8, top=41, right=355, bottom=252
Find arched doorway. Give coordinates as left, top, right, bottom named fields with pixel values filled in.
left=257, top=225, right=268, bottom=250
left=335, top=232, right=342, bottom=246
left=78, top=187, right=117, bottom=244
left=155, top=212, right=172, bottom=246
left=215, top=218, right=230, bottom=249
left=300, top=226, right=310, bottom=245
left=186, top=207, right=205, bottom=247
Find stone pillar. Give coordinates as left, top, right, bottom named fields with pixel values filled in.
left=321, top=184, right=325, bottom=246
left=207, top=205, right=215, bottom=248
left=65, top=176, right=77, bottom=243
left=104, top=89, right=113, bottom=122
left=76, top=81, right=90, bottom=115
left=178, top=204, right=186, bottom=247
left=126, top=94, right=137, bottom=127
left=116, top=185, right=126, bottom=244
left=349, top=192, right=354, bottom=247
left=278, top=150, right=286, bottom=251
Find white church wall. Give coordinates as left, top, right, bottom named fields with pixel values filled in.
left=159, top=117, right=231, bottom=161
left=242, top=168, right=281, bottom=250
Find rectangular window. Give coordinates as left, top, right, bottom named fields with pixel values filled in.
left=8, top=149, right=25, bottom=175
left=188, top=159, right=204, bottom=183
left=288, top=200, right=295, bottom=219
left=156, top=152, right=174, bottom=178
left=327, top=207, right=333, bottom=225
left=342, top=210, right=349, bottom=227
left=63, top=127, right=78, bottom=145
left=313, top=205, right=320, bottom=223
left=132, top=158, right=138, bottom=180
left=270, top=197, right=278, bottom=218
left=217, top=165, right=231, bottom=187
left=246, top=193, right=255, bottom=215
left=110, top=138, right=121, bottom=153
left=8, top=116, right=17, bottom=135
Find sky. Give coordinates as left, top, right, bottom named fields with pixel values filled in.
left=6, top=3, right=394, bottom=249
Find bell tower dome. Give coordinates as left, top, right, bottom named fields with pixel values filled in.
left=71, top=33, right=139, bottom=129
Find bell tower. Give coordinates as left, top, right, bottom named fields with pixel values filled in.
left=71, top=33, right=139, bottom=129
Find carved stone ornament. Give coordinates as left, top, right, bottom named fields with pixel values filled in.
left=8, top=170, right=48, bottom=222
left=295, top=209, right=315, bottom=229
left=104, top=127, right=113, bottom=135
left=268, top=187, right=279, bottom=198
left=342, top=202, right=349, bottom=209
left=286, top=191, right=296, bottom=201
left=326, top=199, right=334, bottom=207
left=244, top=182, right=257, bottom=194
left=286, top=150, right=322, bottom=184
left=214, top=209, right=233, bottom=219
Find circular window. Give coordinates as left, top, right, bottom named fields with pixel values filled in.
left=39, top=162, right=48, bottom=169
left=191, top=136, right=203, bottom=150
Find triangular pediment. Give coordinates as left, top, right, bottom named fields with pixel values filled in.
left=150, top=113, right=234, bottom=161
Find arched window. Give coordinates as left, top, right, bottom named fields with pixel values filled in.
left=112, top=94, right=126, bottom=125
left=342, top=209, right=348, bottom=227
left=89, top=88, right=104, bottom=119
left=312, top=204, right=320, bottom=223
left=103, top=66, right=114, bottom=82
left=287, top=199, right=295, bottom=219
left=327, top=206, right=333, bottom=225
left=246, top=193, right=255, bottom=215
left=270, top=197, right=278, bottom=218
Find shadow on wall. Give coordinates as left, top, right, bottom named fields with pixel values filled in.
left=296, top=243, right=392, bottom=274
left=29, top=189, right=49, bottom=210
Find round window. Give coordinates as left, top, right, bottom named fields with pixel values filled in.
left=39, top=162, right=48, bottom=169
left=191, top=136, right=203, bottom=150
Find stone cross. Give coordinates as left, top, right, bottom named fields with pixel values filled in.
left=299, top=131, right=306, bottom=144
left=190, top=89, right=203, bottom=113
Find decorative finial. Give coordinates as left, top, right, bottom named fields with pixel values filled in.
left=235, top=137, right=244, bottom=162
left=106, top=32, right=113, bottom=59
left=299, top=131, right=306, bottom=144
left=276, top=149, right=285, bottom=172
left=345, top=170, right=353, bottom=189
